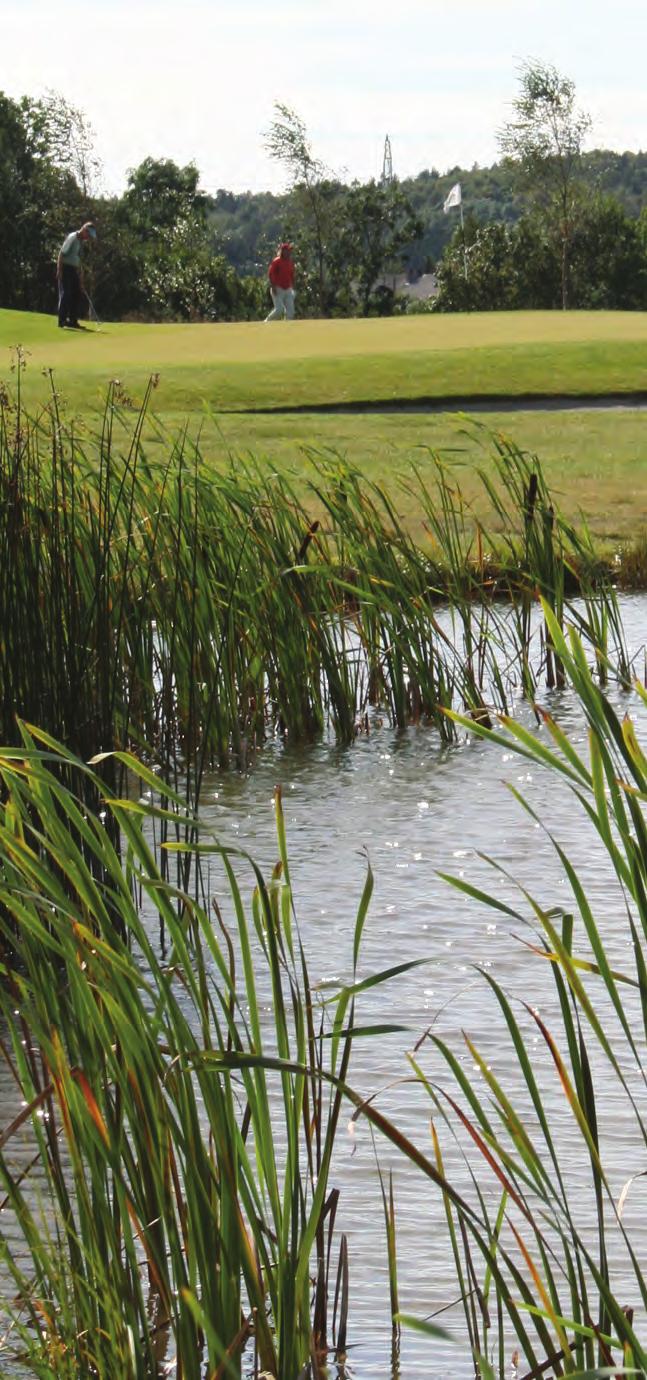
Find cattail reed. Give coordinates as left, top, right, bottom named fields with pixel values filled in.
left=0, top=379, right=630, bottom=804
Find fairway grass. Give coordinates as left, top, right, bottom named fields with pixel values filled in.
left=3, top=307, right=647, bottom=412
left=154, top=406, right=646, bottom=544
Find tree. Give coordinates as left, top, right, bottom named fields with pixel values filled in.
left=328, top=180, right=423, bottom=315
left=569, top=195, right=647, bottom=309
left=510, top=216, right=560, bottom=308
left=24, top=89, right=101, bottom=197
left=264, top=103, right=333, bottom=314
left=120, top=158, right=208, bottom=318
left=0, top=92, right=36, bottom=306
left=0, top=89, right=89, bottom=313
left=432, top=194, right=647, bottom=314
left=123, top=157, right=208, bottom=231
left=114, top=158, right=262, bottom=321
left=498, top=60, right=591, bottom=308
left=434, top=217, right=521, bottom=312
left=207, top=188, right=288, bottom=276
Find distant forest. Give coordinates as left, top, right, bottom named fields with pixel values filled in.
left=209, top=150, right=647, bottom=276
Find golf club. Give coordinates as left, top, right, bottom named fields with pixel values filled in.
left=85, top=291, right=103, bottom=330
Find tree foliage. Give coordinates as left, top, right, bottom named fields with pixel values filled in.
left=498, top=60, right=592, bottom=308
left=328, top=179, right=424, bottom=315
left=263, top=105, right=422, bottom=316
left=0, top=90, right=87, bottom=311
left=433, top=199, right=647, bottom=313
left=4, top=77, right=647, bottom=324
left=24, top=89, right=101, bottom=197
left=264, top=102, right=334, bottom=314
left=209, top=149, right=647, bottom=280
left=102, top=157, right=266, bottom=321
left=499, top=61, right=591, bottom=173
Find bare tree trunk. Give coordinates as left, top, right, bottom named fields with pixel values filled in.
left=560, top=183, right=570, bottom=309
left=307, top=180, right=327, bottom=316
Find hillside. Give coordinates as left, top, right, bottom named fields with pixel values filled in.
left=208, top=148, right=647, bottom=275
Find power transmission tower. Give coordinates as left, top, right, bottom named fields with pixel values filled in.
left=380, top=135, right=397, bottom=291
left=381, top=134, right=393, bottom=185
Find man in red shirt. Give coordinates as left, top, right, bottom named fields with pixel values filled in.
left=265, top=242, right=295, bottom=321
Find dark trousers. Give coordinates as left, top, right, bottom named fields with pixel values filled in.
left=58, top=265, right=83, bottom=326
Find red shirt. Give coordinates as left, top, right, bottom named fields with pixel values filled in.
left=268, top=254, right=294, bottom=290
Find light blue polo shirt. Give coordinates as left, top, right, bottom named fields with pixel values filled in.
left=60, top=232, right=83, bottom=268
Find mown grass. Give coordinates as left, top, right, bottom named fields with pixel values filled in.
left=4, top=308, right=647, bottom=413
left=6, top=384, right=647, bottom=548
left=176, top=406, right=647, bottom=545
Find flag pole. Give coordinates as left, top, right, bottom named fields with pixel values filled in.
left=443, top=182, right=467, bottom=281
left=460, top=199, right=467, bottom=280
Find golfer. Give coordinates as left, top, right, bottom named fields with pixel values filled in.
left=265, top=242, right=295, bottom=321
left=56, top=221, right=97, bottom=328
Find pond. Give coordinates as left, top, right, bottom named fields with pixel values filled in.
left=2, top=593, right=647, bottom=1377
left=193, top=592, right=647, bottom=1376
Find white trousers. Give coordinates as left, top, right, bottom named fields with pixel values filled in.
left=265, top=286, right=295, bottom=321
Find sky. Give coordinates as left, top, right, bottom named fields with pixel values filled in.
left=3, top=0, right=647, bottom=198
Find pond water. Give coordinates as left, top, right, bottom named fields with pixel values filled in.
left=190, top=593, right=647, bottom=1377
left=2, top=594, right=647, bottom=1378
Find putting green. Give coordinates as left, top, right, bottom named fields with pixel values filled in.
left=5, top=307, right=647, bottom=361
left=2, top=308, right=647, bottom=413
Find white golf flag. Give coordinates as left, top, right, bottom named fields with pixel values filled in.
left=443, top=182, right=462, bottom=213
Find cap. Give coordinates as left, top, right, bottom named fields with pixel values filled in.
left=280, top=241, right=292, bottom=251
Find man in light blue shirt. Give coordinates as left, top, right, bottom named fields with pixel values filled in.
left=56, top=221, right=97, bottom=328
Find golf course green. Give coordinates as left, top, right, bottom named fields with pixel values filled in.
left=2, top=307, right=647, bottom=543
left=3, top=307, right=647, bottom=409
